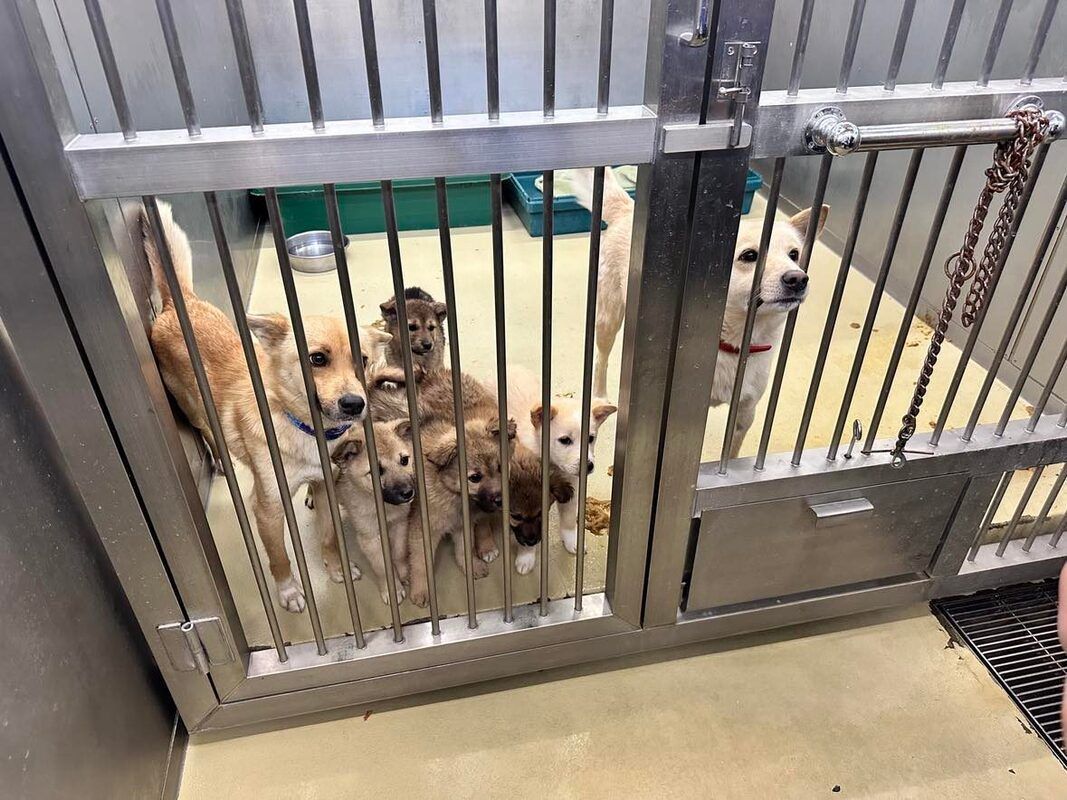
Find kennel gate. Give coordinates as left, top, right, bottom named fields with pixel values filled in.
left=1, top=0, right=1064, bottom=732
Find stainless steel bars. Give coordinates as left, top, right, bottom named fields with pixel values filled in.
left=223, top=0, right=264, bottom=133
left=205, top=191, right=327, bottom=655
left=787, top=0, right=816, bottom=97
left=965, top=173, right=1067, bottom=440
left=490, top=173, right=513, bottom=622
left=1028, top=335, right=1067, bottom=432
left=540, top=169, right=554, bottom=614
left=575, top=167, right=606, bottom=610
left=978, top=0, right=1013, bottom=87
left=82, top=0, right=135, bottom=141
left=264, top=188, right=365, bottom=647
left=1022, top=0, right=1058, bottom=86
left=357, top=0, right=385, bottom=127
left=596, top=0, right=614, bottom=114
left=422, top=0, right=444, bottom=123
left=755, top=154, right=831, bottom=469
left=996, top=464, right=1044, bottom=556
left=884, top=0, right=916, bottom=92
left=154, top=0, right=200, bottom=136
left=143, top=196, right=285, bottom=660
left=292, top=0, right=324, bottom=130
left=828, top=148, right=922, bottom=460
left=836, top=0, right=866, bottom=94
left=380, top=181, right=445, bottom=634
left=719, top=158, right=785, bottom=472
left=544, top=0, right=556, bottom=117
left=933, top=0, right=967, bottom=90
left=930, top=144, right=1049, bottom=446
left=434, top=177, right=477, bottom=630
left=968, top=470, right=1012, bottom=561
left=323, top=184, right=404, bottom=642
left=864, top=146, right=967, bottom=453
left=792, top=152, right=878, bottom=465
left=1051, top=505, right=1067, bottom=548
left=1023, top=465, right=1066, bottom=551
left=484, top=0, right=500, bottom=120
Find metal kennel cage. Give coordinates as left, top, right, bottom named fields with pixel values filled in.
left=0, top=0, right=1064, bottom=732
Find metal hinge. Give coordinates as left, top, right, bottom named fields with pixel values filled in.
left=156, top=618, right=235, bottom=675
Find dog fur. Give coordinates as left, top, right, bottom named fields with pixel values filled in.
left=379, top=287, right=447, bottom=373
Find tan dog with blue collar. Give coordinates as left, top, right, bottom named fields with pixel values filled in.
left=144, top=202, right=390, bottom=613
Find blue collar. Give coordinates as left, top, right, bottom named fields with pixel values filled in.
left=283, top=410, right=352, bottom=441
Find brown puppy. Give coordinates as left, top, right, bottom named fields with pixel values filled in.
left=370, top=365, right=498, bottom=430
left=145, top=202, right=389, bottom=613
left=380, top=287, right=447, bottom=373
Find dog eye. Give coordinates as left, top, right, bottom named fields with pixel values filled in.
left=468, top=471, right=482, bottom=483
left=588, top=435, right=595, bottom=443
left=378, top=463, right=385, bottom=476
left=309, top=352, right=329, bottom=367
left=738, top=249, right=758, bottom=263
left=399, top=454, right=409, bottom=466
left=558, top=435, right=573, bottom=446
left=427, top=323, right=436, bottom=331
left=408, top=322, right=418, bottom=332
left=788, top=248, right=800, bottom=262
left=361, top=354, right=368, bottom=368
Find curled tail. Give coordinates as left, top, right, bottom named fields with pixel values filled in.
left=142, top=200, right=193, bottom=307
left=565, top=166, right=633, bottom=226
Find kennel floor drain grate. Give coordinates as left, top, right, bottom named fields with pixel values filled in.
left=934, top=580, right=1066, bottom=766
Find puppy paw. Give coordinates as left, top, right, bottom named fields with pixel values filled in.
left=326, top=559, right=362, bottom=584
left=477, top=542, right=500, bottom=564
left=277, top=577, right=306, bottom=614
left=409, top=585, right=430, bottom=608
left=472, top=556, right=490, bottom=579
left=380, top=581, right=406, bottom=605
left=560, top=527, right=585, bottom=555
left=515, top=549, right=536, bottom=575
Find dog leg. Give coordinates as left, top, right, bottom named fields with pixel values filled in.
left=514, top=543, right=537, bottom=575
left=390, top=515, right=410, bottom=585
left=313, top=482, right=362, bottom=585
left=453, top=534, right=489, bottom=579
left=558, top=490, right=584, bottom=554
left=252, top=479, right=305, bottom=614
left=356, top=529, right=404, bottom=605
left=406, top=515, right=442, bottom=608
left=474, top=519, right=499, bottom=563
left=728, top=399, right=757, bottom=461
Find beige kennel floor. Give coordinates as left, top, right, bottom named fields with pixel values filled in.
left=206, top=193, right=1044, bottom=649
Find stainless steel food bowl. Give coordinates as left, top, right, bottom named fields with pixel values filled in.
left=285, top=230, right=348, bottom=274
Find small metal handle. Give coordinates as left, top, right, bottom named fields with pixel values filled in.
left=680, top=0, right=709, bottom=47
left=808, top=497, right=874, bottom=528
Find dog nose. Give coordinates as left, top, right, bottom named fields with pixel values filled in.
left=587, top=461, right=595, bottom=474
left=338, top=393, right=365, bottom=417
left=492, top=492, right=503, bottom=509
left=396, top=486, right=414, bottom=502
left=781, top=270, right=808, bottom=291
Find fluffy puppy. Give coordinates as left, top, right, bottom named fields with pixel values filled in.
left=379, top=287, right=447, bottom=373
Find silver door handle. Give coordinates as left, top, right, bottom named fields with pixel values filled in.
left=808, top=497, right=874, bottom=528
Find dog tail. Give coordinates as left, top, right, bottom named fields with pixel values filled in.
left=566, top=167, right=633, bottom=225
left=142, top=200, right=194, bottom=307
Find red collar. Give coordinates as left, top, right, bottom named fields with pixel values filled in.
left=719, top=339, right=773, bottom=354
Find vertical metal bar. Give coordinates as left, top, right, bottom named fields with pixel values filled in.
left=82, top=0, right=136, bottom=140
left=933, top=0, right=967, bottom=90
left=1058, top=404, right=1067, bottom=428
left=540, top=169, right=554, bottom=613
left=968, top=470, right=1012, bottom=561
left=205, top=192, right=326, bottom=655
left=292, top=0, right=324, bottom=130
left=357, top=0, right=385, bottom=127
left=996, top=464, right=1044, bottom=556
left=264, top=188, right=365, bottom=647
left=978, top=0, right=1013, bottom=87
left=1021, top=0, right=1058, bottom=85
left=884, top=0, right=916, bottom=91
left=1023, top=464, right=1066, bottom=551
left=575, top=168, right=606, bottom=610
left=865, top=146, right=967, bottom=453
left=836, top=0, right=867, bottom=94
left=1025, top=332, right=1067, bottom=433
left=543, top=0, right=556, bottom=117
left=143, top=197, right=285, bottom=661
left=484, top=0, right=500, bottom=120
left=755, top=155, right=830, bottom=469
left=422, top=0, right=444, bottom=123
left=490, top=173, right=513, bottom=622
left=1050, top=509, right=1067, bottom=548
left=965, top=173, right=1067, bottom=440
left=720, top=158, right=785, bottom=472
left=828, top=149, right=922, bottom=460
left=792, top=152, right=878, bottom=465
left=323, top=184, right=404, bottom=642
left=931, top=144, right=1050, bottom=445
left=787, top=0, right=816, bottom=97
left=380, top=181, right=445, bottom=634
left=596, top=0, right=615, bottom=114
left=224, top=0, right=265, bottom=133
left=154, top=0, right=200, bottom=136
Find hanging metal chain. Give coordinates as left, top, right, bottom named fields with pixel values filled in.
left=891, top=106, right=1051, bottom=464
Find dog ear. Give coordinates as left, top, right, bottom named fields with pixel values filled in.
left=592, top=402, right=618, bottom=425
left=369, top=365, right=407, bottom=389
left=487, top=417, right=517, bottom=441
left=425, top=430, right=457, bottom=468
left=380, top=296, right=398, bottom=319
left=363, top=324, right=392, bottom=346
left=530, top=403, right=558, bottom=431
left=789, top=205, right=829, bottom=239
left=247, top=313, right=290, bottom=347
left=431, top=300, right=448, bottom=320
left=330, top=436, right=364, bottom=467
left=550, top=468, right=574, bottom=505
left=392, top=418, right=412, bottom=440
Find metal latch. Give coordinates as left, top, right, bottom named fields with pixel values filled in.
left=717, top=41, right=760, bottom=148
left=157, top=617, right=235, bottom=675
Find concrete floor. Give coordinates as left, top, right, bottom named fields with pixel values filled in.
left=178, top=605, right=1067, bottom=799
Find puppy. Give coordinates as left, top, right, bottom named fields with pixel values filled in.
left=570, top=168, right=828, bottom=457
left=379, top=287, right=447, bottom=373
left=145, top=202, right=389, bottom=613
left=505, top=365, right=617, bottom=554
left=320, top=419, right=414, bottom=603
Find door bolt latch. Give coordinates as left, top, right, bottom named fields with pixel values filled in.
left=717, top=41, right=761, bottom=148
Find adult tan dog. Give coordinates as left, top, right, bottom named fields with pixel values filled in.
left=570, top=168, right=827, bottom=457
left=145, top=202, right=388, bottom=613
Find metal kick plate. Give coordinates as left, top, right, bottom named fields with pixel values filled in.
left=686, top=472, right=967, bottom=612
